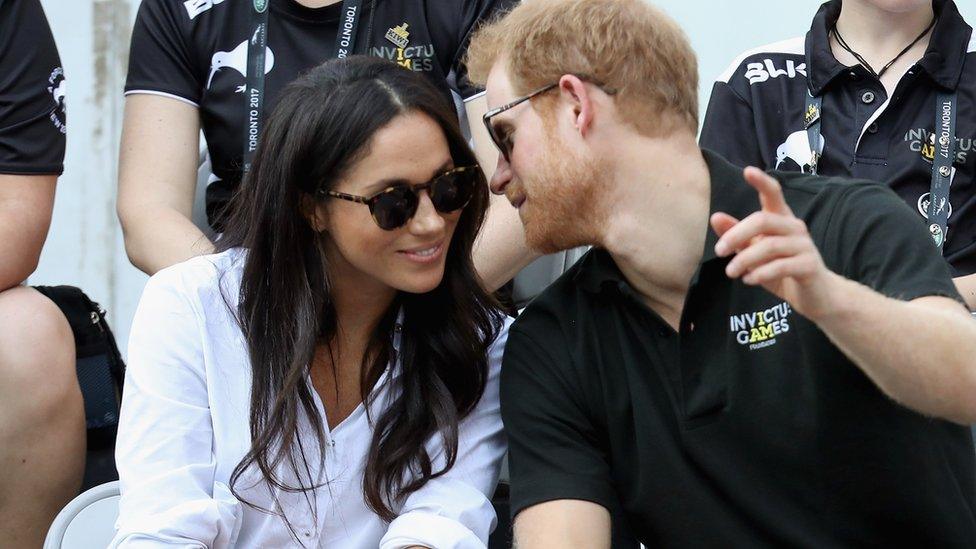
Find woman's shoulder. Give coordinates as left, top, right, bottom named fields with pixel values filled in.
left=145, top=248, right=246, bottom=312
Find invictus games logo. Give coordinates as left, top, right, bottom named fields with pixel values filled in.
left=370, top=44, right=435, bottom=72
left=905, top=128, right=970, bottom=166
left=729, top=302, right=793, bottom=351
left=46, top=67, right=66, bottom=134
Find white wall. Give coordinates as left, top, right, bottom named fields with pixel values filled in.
left=30, top=0, right=976, bottom=349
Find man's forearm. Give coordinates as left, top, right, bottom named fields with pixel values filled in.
left=473, top=193, right=539, bottom=291
left=120, top=205, right=213, bottom=276
left=812, top=273, right=976, bottom=424
left=953, top=273, right=976, bottom=311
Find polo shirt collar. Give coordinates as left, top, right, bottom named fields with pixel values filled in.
left=576, top=149, right=757, bottom=294
left=806, top=0, right=972, bottom=95
left=918, top=0, right=973, bottom=91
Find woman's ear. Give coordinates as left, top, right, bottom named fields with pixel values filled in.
left=301, top=194, right=329, bottom=233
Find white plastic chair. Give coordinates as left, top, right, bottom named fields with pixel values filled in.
left=44, top=481, right=120, bottom=549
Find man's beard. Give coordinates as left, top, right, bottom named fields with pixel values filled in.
left=519, top=134, right=604, bottom=254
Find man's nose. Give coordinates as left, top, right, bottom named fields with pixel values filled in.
left=489, top=154, right=512, bottom=195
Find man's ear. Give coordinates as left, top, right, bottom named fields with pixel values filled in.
left=558, top=74, right=594, bottom=137
left=301, top=194, right=329, bottom=233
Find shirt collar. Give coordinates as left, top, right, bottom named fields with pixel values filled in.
left=807, top=1, right=972, bottom=95
left=576, top=149, right=757, bottom=294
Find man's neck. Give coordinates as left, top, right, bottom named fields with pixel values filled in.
left=834, top=1, right=935, bottom=69
left=598, top=133, right=711, bottom=328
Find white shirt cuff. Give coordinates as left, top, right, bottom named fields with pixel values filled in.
left=380, top=511, right=487, bottom=549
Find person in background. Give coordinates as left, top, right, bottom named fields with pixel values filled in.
left=467, top=0, right=976, bottom=546
left=701, top=0, right=976, bottom=309
left=0, top=0, right=85, bottom=546
left=112, top=56, right=510, bottom=548
left=117, top=0, right=533, bottom=292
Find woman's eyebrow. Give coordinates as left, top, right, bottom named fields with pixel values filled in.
left=362, top=160, right=456, bottom=195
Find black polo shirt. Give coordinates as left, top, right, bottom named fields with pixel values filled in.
left=0, top=0, right=65, bottom=175
left=700, top=0, right=976, bottom=277
left=125, top=0, right=513, bottom=227
left=500, top=149, right=976, bottom=547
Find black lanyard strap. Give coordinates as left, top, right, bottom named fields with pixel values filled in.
left=802, top=89, right=957, bottom=252
left=927, top=91, right=957, bottom=250
left=803, top=91, right=823, bottom=176
left=335, top=0, right=364, bottom=59
left=242, top=0, right=365, bottom=174
left=242, top=0, right=270, bottom=175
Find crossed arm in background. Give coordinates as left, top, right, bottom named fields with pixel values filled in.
left=117, top=94, right=536, bottom=289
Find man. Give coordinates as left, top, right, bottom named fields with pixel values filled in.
left=701, top=0, right=976, bottom=309
left=465, top=0, right=976, bottom=546
left=0, top=0, right=85, bottom=545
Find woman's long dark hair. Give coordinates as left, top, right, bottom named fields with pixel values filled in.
left=215, top=56, right=503, bottom=529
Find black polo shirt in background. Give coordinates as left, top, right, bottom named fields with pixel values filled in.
left=125, top=0, right=513, bottom=227
left=501, top=149, right=976, bottom=547
left=700, top=0, right=976, bottom=277
left=0, top=0, right=65, bottom=175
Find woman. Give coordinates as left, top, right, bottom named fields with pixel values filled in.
left=116, top=0, right=531, bottom=292
left=111, top=56, right=510, bottom=548
left=701, top=0, right=976, bottom=308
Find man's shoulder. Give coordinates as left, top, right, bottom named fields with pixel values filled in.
left=510, top=249, right=601, bottom=343
left=773, top=170, right=916, bottom=246
left=775, top=170, right=897, bottom=205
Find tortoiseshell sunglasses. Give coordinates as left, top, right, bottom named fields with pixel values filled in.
left=324, top=166, right=479, bottom=230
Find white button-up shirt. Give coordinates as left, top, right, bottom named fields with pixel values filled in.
left=111, top=249, right=511, bottom=548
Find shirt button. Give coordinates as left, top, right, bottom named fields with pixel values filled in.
left=848, top=70, right=860, bottom=81
left=867, top=122, right=879, bottom=134
left=861, top=91, right=876, bottom=104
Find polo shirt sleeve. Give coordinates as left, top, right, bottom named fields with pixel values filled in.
left=450, top=0, right=517, bottom=100
left=500, top=323, right=617, bottom=518
left=125, top=0, right=202, bottom=106
left=0, top=0, right=65, bottom=175
left=699, top=79, right=766, bottom=170
left=822, top=181, right=963, bottom=303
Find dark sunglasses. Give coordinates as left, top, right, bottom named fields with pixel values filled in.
left=482, top=77, right=618, bottom=162
left=324, top=166, right=479, bottom=230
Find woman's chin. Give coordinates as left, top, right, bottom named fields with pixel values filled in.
left=391, top=269, right=446, bottom=295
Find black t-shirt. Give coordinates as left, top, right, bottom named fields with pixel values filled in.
left=501, top=149, right=976, bottom=547
left=0, top=0, right=65, bottom=175
left=125, top=0, right=512, bottom=227
left=700, top=0, right=976, bottom=277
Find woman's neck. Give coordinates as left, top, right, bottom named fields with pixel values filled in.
left=330, top=277, right=397, bottom=350
left=834, top=1, right=935, bottom=65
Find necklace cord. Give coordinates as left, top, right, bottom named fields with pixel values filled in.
left=831, top=16, right=938, bottom=79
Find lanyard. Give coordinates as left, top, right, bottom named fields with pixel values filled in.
left=242, top=0, right=365, bottom=174
left=803, top=89, right=957, bottom=251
